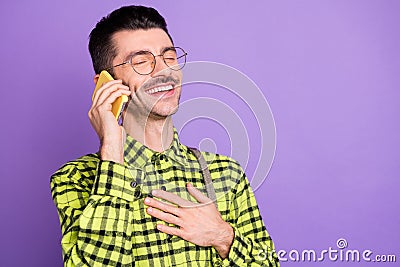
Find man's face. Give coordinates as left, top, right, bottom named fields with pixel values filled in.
left=112, top=28, right=182, bottom=119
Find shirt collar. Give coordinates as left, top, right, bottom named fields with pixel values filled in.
left=124, top=127, right=188, bottom=169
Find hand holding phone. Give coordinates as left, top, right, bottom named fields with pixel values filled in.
left=92, top=70, right=129, bottom=122
left=89, top=70, right=131, bottom=164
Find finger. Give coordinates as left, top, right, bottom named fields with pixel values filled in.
left=90, top=90, right=131, bottom=119
left=152, top=189, right=193, bottom=207
left=144, top=197, right=180, bottom=216
left=92, top=80, right=128, bottom=103
left=92, top=80, right=125, bottom=105
left=187, top=183, right=211, bottom=204
left=146, top=207, right=181, bottom=226
left=95, top=83, right=130, bottom=107
left=100, top=88, right=131, bottom=110
left=156, top=224, right=182, bottom=237
left=89, top=90, right=131, bottom=122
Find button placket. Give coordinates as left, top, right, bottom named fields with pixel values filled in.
left=134, top=186, right=142, bottom=199
left=149, top=154, right=175, bottom=247
left=126, top=168, right=144, bottom=201
left=153, top=154, right=162, bottom=173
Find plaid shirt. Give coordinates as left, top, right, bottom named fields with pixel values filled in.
left=51, top=129, right=279, bottom=266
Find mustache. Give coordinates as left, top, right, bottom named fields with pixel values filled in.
left=141, top=75, right=180, bottom=91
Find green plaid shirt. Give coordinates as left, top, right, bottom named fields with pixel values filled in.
left=51, top=129, right=279, bottom=266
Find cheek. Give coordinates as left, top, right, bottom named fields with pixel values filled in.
left=175, top=70, right=183, bottom=81
left=127, top=75, right=147, bottom=92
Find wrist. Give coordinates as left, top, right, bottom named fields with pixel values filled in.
left=213, top=222, right=234, bottom=259
left=100, top=142, right=124, bottom=164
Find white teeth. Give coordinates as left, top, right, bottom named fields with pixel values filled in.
left=146, top=85, right=173, bottom=94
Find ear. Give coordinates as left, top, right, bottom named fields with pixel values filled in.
left=93, top=74, right=100, bottom=85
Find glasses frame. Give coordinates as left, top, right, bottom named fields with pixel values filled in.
left=106, top=46, right=187, bottom=75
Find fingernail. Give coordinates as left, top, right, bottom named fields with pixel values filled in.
left=147, top=207, right=153, bottom=213
left=152, top=190, right=158, bottom=196
left=157, top=224, right=162, bottom=230
left=144, top=198, right=150, bottom=204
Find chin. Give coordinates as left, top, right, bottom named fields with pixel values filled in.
left=150, top=98, right=179, bottom=115
left=154, top=107, right=179, bottom=118
left=149, top=104, right=179, bottom=118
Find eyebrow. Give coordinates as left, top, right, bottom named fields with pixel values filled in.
left=122, top=46, right=174, bottom=61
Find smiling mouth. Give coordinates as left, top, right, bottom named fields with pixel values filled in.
left=145, top=84, right=174, bottom=95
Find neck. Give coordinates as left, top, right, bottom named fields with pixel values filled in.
left=123, top=112, right=174, bottom=153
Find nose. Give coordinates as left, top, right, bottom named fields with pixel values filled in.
left=151, top=55, right=170, bottom=76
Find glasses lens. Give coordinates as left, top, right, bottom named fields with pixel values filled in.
left=131, top=51, right=155, bottom=75
left=163, top=47, right=187, bottom=71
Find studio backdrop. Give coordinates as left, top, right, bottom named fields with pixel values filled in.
left=0, top=0, right=399, bottom=266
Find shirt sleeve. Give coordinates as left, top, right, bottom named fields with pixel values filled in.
left=213, top=173, right=280, bottom=267
left=50, top=159, right=137, bottom=267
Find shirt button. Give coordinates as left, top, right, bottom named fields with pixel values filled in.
left=130, top=181, right=137, bottom=188
left=134, top=188, right=142, bottom=199
left=161, top=186, right=166, bottom=191
left=214, top=260, right=222, bottom=267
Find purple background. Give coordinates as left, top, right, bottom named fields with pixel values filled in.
left=1, top=1, right=399, bottom=266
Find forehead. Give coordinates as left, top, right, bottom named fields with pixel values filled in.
left=112, top=28, right=173, bottom=60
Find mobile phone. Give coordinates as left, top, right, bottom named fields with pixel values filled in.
left=92, top=70, right=129, bottom=123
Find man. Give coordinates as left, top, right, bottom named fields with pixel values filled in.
left=51, top=5, right=279, bottom=267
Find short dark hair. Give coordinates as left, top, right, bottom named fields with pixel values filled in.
left=88, top=5, right=173, bottom=74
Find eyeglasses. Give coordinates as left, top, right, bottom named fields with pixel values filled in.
left=107, top=46, right=187, bottom=75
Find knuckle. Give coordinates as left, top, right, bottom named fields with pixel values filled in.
left=96, top=105, right=105, bottom=111
left=88, top=109, right=97, bottom=117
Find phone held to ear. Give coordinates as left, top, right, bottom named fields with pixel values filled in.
left=92, top=70, right=129, bottom=124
